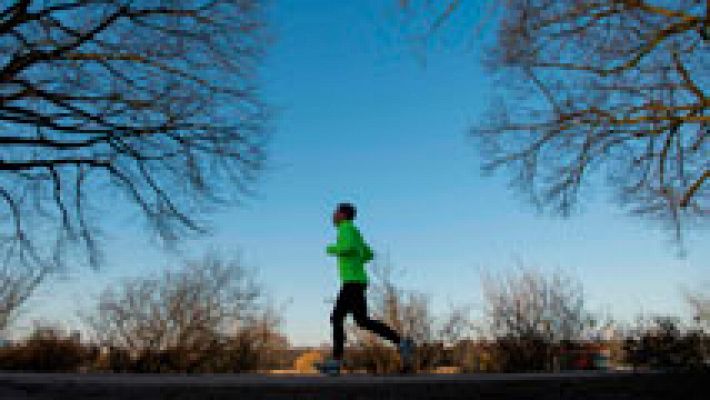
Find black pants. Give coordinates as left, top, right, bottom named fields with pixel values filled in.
left=330, top=282, right=401, bottom=360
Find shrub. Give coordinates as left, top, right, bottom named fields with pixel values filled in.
left=0, top=327, right=91, bottom=371
left=624, top=317, right=709, bottom=371
left=293, top=350, right=324, bottom=373
left=84, top=253, right=287, bottom=373
left=347, top=341, right=400, bottom=374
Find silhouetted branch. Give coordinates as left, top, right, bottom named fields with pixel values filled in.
left=0, top=0, right=269, bottom=269
left=399, top=0, right=708, bottom=240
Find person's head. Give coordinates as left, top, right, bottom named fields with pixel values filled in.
left=332, top=202, right=356, bottom=226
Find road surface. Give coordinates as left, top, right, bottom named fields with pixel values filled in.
left=0, top=370, right=705, bottom=399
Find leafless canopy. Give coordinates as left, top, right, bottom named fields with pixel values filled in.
left=0, top=255, right=46, bottom=331
left=0, top=0, right=268, bottom=269
left=481, top=267, right=593, bottom=342
left=85, top=254, right=262, bottom=353
left=402, top=1, right=708, bottom=238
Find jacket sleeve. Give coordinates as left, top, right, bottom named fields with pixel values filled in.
left=326, top=227, right=358, bottom=256
left=362, top=242, right=374, bottom=263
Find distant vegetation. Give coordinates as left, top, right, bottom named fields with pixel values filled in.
left=1, top=261, right=706, bottom=374
left=2, top=253, right=290, bottom=373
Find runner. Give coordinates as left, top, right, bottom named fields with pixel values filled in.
left=315, top=202, right=414, bottom=376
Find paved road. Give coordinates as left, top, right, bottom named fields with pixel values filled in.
left=0, top=370, right=638, bottom=385
left=0, top=370, right=704, bottom=399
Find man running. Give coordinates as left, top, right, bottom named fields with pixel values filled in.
left=316, top=202, right=414, bottom=376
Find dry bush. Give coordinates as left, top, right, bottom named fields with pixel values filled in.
left=624, top=316, right=709, bottom=371
left=482, top=266, right=593, bottom=343
left=227, top=307, right=290, bottom=372
left=0, top=326, right=92, bottom=371
left=491, top=337, right=553, bottom=372
left=346, top=260, right=474, bottom=373
left=84, top=253, right=286, bottom=372
left=347, top=342, right=400, bottom=374
left=481, top=266, right=594, bottom=371
left=293, top=350, right=325, bottom=373
left=450, top=340, right=497, bottom=373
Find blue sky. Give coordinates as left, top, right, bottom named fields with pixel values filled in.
left=14, top=0, right=709, bottom=345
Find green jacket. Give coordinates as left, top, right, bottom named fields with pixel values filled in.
left=326, top=220, right=373, bottom=283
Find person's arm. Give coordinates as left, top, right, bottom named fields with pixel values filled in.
left=326, top=227, right=357, bottom=256
left=362, top=242, right=374, bottom=263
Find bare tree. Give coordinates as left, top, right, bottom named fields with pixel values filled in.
left=0, top=0, right=269, bottom=269
left=400, top=1, right=708, bottom=239
left=481, top=266, right=593, bottom=343
left=84, top=253, right=283, bottom=371
left=0, top=253, right=47, bottom=332
left=480, top=266, right=594, bottom=371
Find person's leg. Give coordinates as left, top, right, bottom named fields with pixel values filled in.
left=351, top=283, right=401, bottom=345
left=330, top=284, right=354, bottom=360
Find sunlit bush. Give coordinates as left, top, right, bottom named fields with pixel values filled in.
left=293, top=350, right=324, bottom=373
left=84, top=253, right=287, bottom=373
